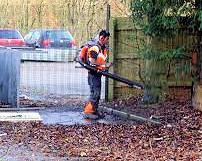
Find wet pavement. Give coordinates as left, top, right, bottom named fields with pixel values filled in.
left=0, top=106, right=138, bottom=125
left=38, top=107, right=137, bottom=126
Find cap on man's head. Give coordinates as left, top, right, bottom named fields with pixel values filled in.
left=99, top=29, right=110, bottom=38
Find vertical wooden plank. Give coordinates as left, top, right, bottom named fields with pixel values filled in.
left=108, top=17, right=143, bottom=99
left=108, top=18, right=117, bottom=100
left=105, top=4, right=110, bottom=101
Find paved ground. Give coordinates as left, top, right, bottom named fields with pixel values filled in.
left=0, top=106, right=138, bottom=126
left=20, top=61, right=105, bottom=100
left=38, top=106, right=138, bottom=126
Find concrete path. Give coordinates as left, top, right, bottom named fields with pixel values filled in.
left=38, top=107, right=138, bottom=125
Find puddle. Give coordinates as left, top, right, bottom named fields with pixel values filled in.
left=39, top=111, right=85, bottom=125
left=38, top=109, right=137, bottom=126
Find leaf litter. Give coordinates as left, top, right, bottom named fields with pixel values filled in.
left=0, top=89, right=201, bottom=160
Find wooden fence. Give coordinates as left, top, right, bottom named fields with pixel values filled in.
left=108, top=17, right=194, bottom=100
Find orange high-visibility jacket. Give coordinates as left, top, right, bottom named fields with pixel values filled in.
left=79, top=46, right=88, bottom=61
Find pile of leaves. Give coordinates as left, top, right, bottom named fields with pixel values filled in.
left=0, top=95, right=201, bottom=160
left=102, top=88, right=194, bottom=123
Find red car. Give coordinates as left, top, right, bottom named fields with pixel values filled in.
left=0, top=29, right=25, bottom=46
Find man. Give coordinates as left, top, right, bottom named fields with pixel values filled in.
left=80, top=29, right=112, bottom=119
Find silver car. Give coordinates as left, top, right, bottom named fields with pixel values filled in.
left=24, top=29, right=77, bottom=49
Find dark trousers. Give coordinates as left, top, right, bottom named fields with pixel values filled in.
left=88, top=72, right=102, bottom=112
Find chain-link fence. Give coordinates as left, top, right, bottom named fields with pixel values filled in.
left=19, top=49, right=106, bottom=106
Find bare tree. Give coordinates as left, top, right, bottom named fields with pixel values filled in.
left=0, top=0, right=129, bottom=44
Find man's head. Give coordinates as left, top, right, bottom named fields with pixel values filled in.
left=99, top=29, right=110, bottom=45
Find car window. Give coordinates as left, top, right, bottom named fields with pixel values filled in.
left=0, top=30, right=22, bottom=39
left=45, top=30, right=73, bottom=40
left=32, top=31, right=41, bottom=40
left=24, top=31, right=33, bottom=40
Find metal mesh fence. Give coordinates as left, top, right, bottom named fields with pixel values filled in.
left=20, top=53, right=105, bottom=103
left=0, top=1, right=111, bottom=107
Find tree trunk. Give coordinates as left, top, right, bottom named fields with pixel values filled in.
left=192, top=83, right=202, bottom=110
left=192, top=0, right=202, bottom=111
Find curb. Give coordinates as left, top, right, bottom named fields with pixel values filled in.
left=0, top=107, right=46, bottom=111
left=99, top=106, right=161, bottom=124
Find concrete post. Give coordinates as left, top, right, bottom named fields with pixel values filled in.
left=0, top=47, right=20, bottom=108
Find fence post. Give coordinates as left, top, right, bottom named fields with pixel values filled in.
left=108, top=18, right=117, bottom=100
left=105, top=4, right=111, bottom=101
